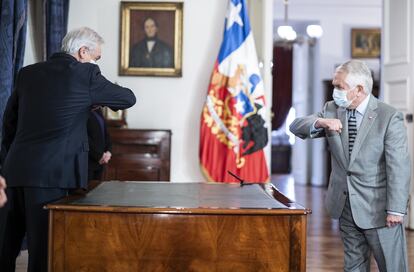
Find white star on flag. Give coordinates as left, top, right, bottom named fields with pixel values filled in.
left=235, top=98, right=245, bottom=113
left=226, top=2, right=243, bottom=30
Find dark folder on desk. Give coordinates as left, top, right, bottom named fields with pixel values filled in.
left=73, top=181, right=287, bottom=209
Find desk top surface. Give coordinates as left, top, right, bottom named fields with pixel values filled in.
left=48, top=181, right=310, bottom=215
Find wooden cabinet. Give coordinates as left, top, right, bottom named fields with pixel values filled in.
left=271, top=145, right=291, bottom=174
left=103, top=129, right=171, bottom=181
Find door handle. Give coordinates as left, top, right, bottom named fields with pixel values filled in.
left=406, top=113, right=413, bottom=123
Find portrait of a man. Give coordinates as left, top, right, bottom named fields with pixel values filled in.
left=120, top=2, right=183, bottom=77
left=130, top=17, right=173, bottom=68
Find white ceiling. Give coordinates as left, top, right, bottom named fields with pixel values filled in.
left=273, top=0, right=382, bottom=9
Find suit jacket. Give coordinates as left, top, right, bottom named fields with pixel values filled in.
left=129, top=38, right=173, bottom=68
left=0, top=53, right=136, bottom=189
left=290, top=96, right=411, bottom=229
left=87, top=108, right=111, bottom=175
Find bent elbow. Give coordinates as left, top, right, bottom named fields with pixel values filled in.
left=128, top=90, right=137, bottom=107
left=289, top=120, right=299, bottom=135
left=123, top=88, right=136, bottom=107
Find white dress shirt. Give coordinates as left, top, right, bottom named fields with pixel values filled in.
left=349, top=93, right=370, bottom=129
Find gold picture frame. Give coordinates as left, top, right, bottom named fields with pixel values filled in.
left=119, top=1, right=183, bottom=77
left=351, top=28, right=381, bottom=59
left=103, top=107, right=127, bottom=128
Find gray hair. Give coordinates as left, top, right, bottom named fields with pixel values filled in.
left=61, top=27, right=104, bottom=54
left=336, top=60, right=373, bottom=94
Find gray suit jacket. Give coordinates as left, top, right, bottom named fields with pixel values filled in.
left=290, top=96, right=411, bottom=229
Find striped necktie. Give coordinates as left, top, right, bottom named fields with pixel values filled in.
left=348, top=109, right=357, bottom=156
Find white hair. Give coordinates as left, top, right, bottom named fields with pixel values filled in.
left=61, top=27, right=104, bottom=54
left=336, top=60, right=373, bottom=94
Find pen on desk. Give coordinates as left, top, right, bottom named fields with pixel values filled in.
left=227, top=170, right=254, bottom=187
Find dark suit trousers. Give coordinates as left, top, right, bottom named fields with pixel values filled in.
left=88, top=166, right=104, bottom=181
left=0, top=187, right=68, bottom=272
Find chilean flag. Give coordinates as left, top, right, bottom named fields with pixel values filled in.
left=199, top=0, right=269, bottom=183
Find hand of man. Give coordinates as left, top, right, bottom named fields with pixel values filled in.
left=103, top=151, right=111, bottom=163
left=99, top=151, right=112, bottom=165
left=99, top=154, right=106, bottom=165
left=0, top=176, right=7, bottom=207
left=386, top=214, right=404, bottom=228
left=315, top=118, right=343, bottom=133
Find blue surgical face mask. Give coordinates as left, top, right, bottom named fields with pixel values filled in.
left=332, top=87, right=355, bottom=108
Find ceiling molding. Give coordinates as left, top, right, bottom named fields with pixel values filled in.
left=273, top=0, right=382, bottom=9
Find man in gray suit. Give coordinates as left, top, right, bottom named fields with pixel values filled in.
left=290, top=60, right=410, bottom=271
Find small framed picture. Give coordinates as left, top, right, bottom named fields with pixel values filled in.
left=351, top=28, right=381, bottom=58
left=119, top=1, right=183, bottom=77
left=103, top=107, right=127, bottom=128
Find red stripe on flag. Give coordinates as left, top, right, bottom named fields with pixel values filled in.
left=200, top=119, right=268, bottom=183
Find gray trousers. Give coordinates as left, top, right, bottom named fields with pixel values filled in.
left=339, top=198, right=408, bottom=272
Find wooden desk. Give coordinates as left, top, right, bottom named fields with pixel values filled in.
left=47, top=182, right=310, bottom=272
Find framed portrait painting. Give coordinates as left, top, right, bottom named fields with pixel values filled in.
left=103, top=107, right=127, bottom=128
left=351, top=28, right=381, bottom=58
left=120, top=1, right=183, bottom=77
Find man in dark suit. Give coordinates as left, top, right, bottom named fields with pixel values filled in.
left=87, top=106, right=112, bottom=181
left=0, top=27, right=136, bottom=271
left=129, top=17, right=173, bottom=68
